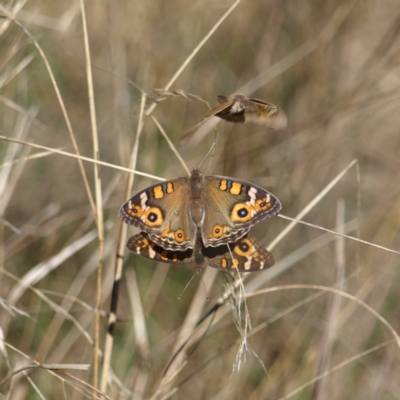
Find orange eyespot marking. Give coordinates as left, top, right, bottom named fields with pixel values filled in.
left=166, top=182, right=174, bottom=194
left=229, top=182, right=242, bottom=195
left=127, top=204, right=143, bottom=217
left=174, top=229, right=185, bottom=243
left=212, top=225, right=224, bottom=238
left=161, top=222, right=171, bottom=237
left=153, top=186, right=164, bottom=199
left=221, top=259, right=227, bottom=268
left=234, top=238, right=253, bottom=256
left=160, top=250, right=169, bottom=260
left=231, top=259, right=239, bottom=269
left=255, top=198, right=271, bottom=211
left=219, top=180, right=228, bottom=191
left=230, top=203, right=252, bottom=222
left=144, top=207, right=164, bottom=227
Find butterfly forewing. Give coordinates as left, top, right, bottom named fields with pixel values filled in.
left=201, top=175, right=281, bottom=247
left=119, top=177, right=197, bottom=251
left=120, top=169, right=281, bottom=253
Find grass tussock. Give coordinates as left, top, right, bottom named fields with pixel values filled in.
left=1, top=1, right=400, bottom=399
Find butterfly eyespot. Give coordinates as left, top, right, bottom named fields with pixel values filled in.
left=212, top=225, right=224, bottom=238
left=144, top=207, right=164, bottom=227
left=230, top=203, right=252, bottom=222
left=255, top=197, right=271, bottom=211
left=128, top=204, right=143, bottom=217
left=235, top=238, right=253, bottom=256
left=174, top=229, right=185, bottom=243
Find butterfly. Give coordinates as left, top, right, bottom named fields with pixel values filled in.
left=127, top=232, right=275, bottom=272
left=181, top=93, right=287, bottom=139
left=119, top=169, right=281, bottom=251
left=209, top=93, right=287, bottom=129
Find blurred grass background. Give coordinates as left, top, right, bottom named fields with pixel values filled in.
left=1, top=0, right=400, bottom=399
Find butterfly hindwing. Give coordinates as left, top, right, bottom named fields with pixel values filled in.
left=127, top=233, right=193, bottom=264
left=206, top=235, right=275, bottom=272
left=127, top=233, right=274, bottom=272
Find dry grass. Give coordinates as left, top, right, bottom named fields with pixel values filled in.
left=1, top=0, right=400, bottom=399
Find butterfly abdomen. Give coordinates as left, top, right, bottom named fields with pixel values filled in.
left=189, top=169, right=206, bottom=226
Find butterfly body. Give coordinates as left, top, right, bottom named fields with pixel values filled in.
left=120, top=169, right=281, bottom=251
left=127, top=232, right=275, bottom=273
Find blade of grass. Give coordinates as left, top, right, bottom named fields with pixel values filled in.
left=100, top=93, right=147, bottom=393
left=312, top=199, right=346, bottom=400
left=125, top=268, right=150, bottom=397
left=151, top=115, right=190, bottom=176
left=78, top=0, right=104, bottom=391
left=278, top=214, right=400, bottom=256
left=0, top=135, right=164, bottom=180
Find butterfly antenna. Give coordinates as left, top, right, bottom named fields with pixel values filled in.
left=199, top=271, right=209, bottom=301
left=197, top=141, right=216, bottom=172
left=204, top=127, right=219, bottom=175
left=178, top=270, right=208, bottom=301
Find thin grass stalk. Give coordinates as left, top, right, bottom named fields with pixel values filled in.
left=100, top=93, right=146, bottom=393
left=277, top=215, right=400, bottom=256
left=0, top=135, right=163, bottom=180
left=25, top=375, right=46, bottom=400
left=0, top=94, right=46, bottom=131
left=0, top=5, right=96, bottom=217
left=78, top=0, right=104, bottom=391
left=125, top=269, right=150, bottom=397
left=0, top=151, right=55, bottom=170
left=312, top=199, right=346, bottom=400
left=150, top=115, right=190, bottom=176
